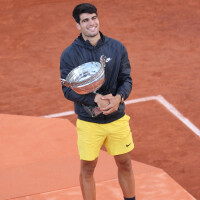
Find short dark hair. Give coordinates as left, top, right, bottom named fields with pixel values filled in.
left=72, top=3, right=97, bottom=23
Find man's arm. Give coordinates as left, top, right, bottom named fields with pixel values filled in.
left=60, top=53, right=96, bottom=106
left=99, top=45, right=132, bottom=115
left=116, top=45, right=132, bottom=101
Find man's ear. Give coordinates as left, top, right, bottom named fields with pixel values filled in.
left=76, top=23, right=81, bottom=30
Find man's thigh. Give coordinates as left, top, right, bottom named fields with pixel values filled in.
left=76, top=119, right=106, bottom=161
left=104, top=115, right=134, bottom=156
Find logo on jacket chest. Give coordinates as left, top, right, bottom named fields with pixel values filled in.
left=106, top=58, right=112, bottom=62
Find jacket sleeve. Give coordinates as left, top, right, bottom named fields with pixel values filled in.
left=60, top=52, right=96, bottom=106
left=116, top=45, right=132, bottom=100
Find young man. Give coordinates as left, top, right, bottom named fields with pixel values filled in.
left=60, top=3, right=135, bottom=200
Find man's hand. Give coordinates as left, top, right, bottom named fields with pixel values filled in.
left=100, top=94, right=121, bottom=115
left=94, top=93, right=110, bottom=109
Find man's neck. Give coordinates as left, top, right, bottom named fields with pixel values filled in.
left=82, top=33, right=101, bottom=46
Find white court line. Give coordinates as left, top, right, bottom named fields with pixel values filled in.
left=155, top=95, right=200, bottom=137
left=43, top=110, right=75, bottom=118
left=42, top=95, right=200, bottom=137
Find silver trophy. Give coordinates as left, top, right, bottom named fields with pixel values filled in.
left=60, top=55, right=106, bottom=94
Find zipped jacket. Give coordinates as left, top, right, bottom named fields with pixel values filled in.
left=60, top=32, right=132, bottom=123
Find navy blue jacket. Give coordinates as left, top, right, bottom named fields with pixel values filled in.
left=60, top=33, right=132, bottom=123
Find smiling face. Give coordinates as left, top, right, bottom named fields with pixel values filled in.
left=77, top=13, right=100, bottom=41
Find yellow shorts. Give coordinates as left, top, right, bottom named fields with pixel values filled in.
left=76, top=114, right=134, bottom=161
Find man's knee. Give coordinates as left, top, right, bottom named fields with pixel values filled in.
left=115, top=154, right=132, bottom=171
left=80, top=159, right=98, bottom=178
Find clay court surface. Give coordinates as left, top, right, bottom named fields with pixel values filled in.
left=0, top=0, right=200, bottom=199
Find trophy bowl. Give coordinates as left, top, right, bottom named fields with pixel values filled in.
left=60, top=56, right=106, bottom=94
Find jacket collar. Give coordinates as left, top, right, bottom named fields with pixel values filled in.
left=78, top=32, right=105, bottom=49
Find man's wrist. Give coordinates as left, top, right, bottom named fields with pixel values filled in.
left=116, top=94, right=124, bottom=104
left=116, top=94, right=121, bottom=102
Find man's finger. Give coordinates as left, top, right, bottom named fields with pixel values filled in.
left=101, top=96, right=113, bottom=100
left=101, top=93, right=113, bottom=99
left=100, top=104, right=113, bottom=111
left=102, top=108, right=113, bottom=115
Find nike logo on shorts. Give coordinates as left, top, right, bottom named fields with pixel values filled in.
left=126, top=142, right=131, bottom=147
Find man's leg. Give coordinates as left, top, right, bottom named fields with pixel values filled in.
left=80, top=158, right=98, bottom=200
left=114, top=152, right=135, bottom=198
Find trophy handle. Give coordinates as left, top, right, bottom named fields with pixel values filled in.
left=59, top=78, right=70, bottom=87
left=100, top=55, right=106, bottom=68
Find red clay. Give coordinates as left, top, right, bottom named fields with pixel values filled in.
left=0, top=0, right=200, bottom=199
